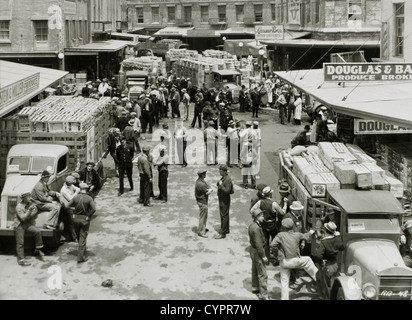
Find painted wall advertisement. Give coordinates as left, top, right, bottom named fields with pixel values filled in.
left=288, top=0, right=301, bottom=25
left=0, top=73, right=40, bottom=110
left=324, top=63, right=412, bottom=81
left=354, top=119, right=412, bottom=135
left=255, top=25, right=284, bottom=41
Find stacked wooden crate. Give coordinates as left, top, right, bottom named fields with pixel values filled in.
left=14, top=96, right=111, bottom=167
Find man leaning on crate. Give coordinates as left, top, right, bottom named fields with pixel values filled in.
left=31, top=170, right=62, bottom=230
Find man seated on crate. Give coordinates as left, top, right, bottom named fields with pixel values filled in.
left=31, top=170, right=62, bottom=230
left=79, top=162, right=100, bottom=198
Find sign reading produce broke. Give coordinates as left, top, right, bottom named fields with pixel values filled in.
left=324, top=63, right=412, bottom=81
left=354, top=119, right=412, bottom=135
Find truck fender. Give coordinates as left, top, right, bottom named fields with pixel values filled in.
left=332, top=275, right=362, bottom=300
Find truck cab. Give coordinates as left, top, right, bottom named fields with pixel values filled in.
left=0, top=144, right=72, bottom=247
left=211, top=70, right=242, bottom=103
left=311, top=189, right=412, bottom=300
left=126, top=70, right=149, bottom=101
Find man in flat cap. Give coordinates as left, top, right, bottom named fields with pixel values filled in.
left=31, top=170, right=61, bottom=230
left=195, top=169, right=213, bottom=238
left=215, top=165, right=234, bottom=239
left=137, top=146, right=153, bottom=206
left=248, top=210, right=269, bottom=300
left=67, top=183, right=96, bottom=263
left=79, top=162, right=99, bottom=198
left=270, top=218, right=317, bottom=300
left=14, top=191, right=45, bottom=266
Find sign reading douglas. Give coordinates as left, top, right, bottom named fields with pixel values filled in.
left=324, top=63, right=412, bottom=81
left=354, top=119, right=412, bottom=135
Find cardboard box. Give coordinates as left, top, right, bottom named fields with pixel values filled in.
left=385, top=176, right=404, bottom=198
left=363, top=164, right=385, bottom=185
left=334, top=162, right=356, bottom=185
left=305, top=172, right=341, bottom=197
left=352, top=164, right=373, bottom=188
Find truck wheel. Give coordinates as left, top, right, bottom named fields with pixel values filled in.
left=336, top=287, right=345, bottom=300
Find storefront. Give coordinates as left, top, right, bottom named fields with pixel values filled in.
left=275, top=63, right=412, bottom=201
left=0, top=60, right=68, bottom=118
left=64, top=40, right=129, bottom=81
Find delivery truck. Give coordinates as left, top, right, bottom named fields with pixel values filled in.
left=278, top=142, right=412, bottom=300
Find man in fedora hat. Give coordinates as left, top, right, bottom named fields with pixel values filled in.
left=314, top=207, right=341, bottom=239
left=250, top=184, right=268, bottom=209
left=31, top=170, right=61, bottom=230
left=250, top=186, right=285, bottom=262
left=67, top=182, right=96, bottom=263
left=313, top=221, right=344, bottom=299
left=14, top=191, right=45, bottom=266
left=103, top=128, right=120, bottom=172
left=80, top=162, right=99, bottom=198
left=283, top=201, right=305, bottom=233
left=215, top=164, right=234, bottom=239
left=278, top=181, right=294, bottom=214
left=195, top=169, right=213, bottom=238
left=116, top=135, right=134, bottom=196
left=270, top=218, right=317, bottom=300
left=248, top=210, right=270, bottom=300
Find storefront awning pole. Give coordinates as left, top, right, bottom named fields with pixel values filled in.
left=96, top=55, right=100, bottom=80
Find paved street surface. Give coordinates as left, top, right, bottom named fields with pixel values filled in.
left=0, top=106, right=317, bottom=300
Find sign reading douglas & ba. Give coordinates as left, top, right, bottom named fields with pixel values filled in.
left=324, top=63, right=412, bottom=82
left=354, top=119, right=412, bottom=135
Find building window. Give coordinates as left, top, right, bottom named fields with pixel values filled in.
left=254, top=4, right=263, bottom=22
left=184, top=6, right=192, bottom=23
left=0, top=20, right=9, bottom=40
left=281, top=0, right=286, bottom=23
left=271, top=4, right=276, bottom=22
left=301, top=0, right=310, bottom=25
left=236, top=5, right=244, bottom=22
left=315, top=0, right=320, bottom=23
left=152, top=7, right=159, bottom=23
left=348, top=1, right=363, bottom=22
left=218, top=5, right=226, bottom=22
left=136, top=7, right=144, bottom=24
left=201, top=6, right=209, bottom=23
left=395, top=3, right=404, bottom=56
left=167, top=7, right=175, bottom=23
left=34, top=20, right=48, bottom=42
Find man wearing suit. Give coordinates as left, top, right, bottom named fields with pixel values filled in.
left=116, top=136, right=134, bottom=196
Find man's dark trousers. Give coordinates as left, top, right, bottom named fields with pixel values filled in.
left=118, top=167, right=133, bottom=194
left=218, top=196, right=230, bottom=235
left=158, top=171, right=168, bottom=201
left=142, top=175, right=151, bottom=205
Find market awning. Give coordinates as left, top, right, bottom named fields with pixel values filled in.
left=127, top=27, right=145, bottom=34
left=64, top=40, right=130, bottom=55
left=153, top=26, right=194, bottom=37
left=186, top=29, right=221, bottom=38
left=275, top=69, right=412, bottom=128
left=0, top=60, right=68, bottom=117
left=262, top=38, right=379, bottom=48
left=220, top=27, right=256, bottom=36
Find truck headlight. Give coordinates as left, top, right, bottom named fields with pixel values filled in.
left=362, top=283, right=377, bottom=299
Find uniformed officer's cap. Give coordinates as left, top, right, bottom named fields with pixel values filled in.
left=197, top=169, right=207, bottom=175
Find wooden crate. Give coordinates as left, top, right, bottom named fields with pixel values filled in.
left=305, top=173, right=340, bottom=197
left=363, top=163, right=385, bottom=185
left=352, top=164, right=372, bottom=188
left=334, top=162, right=356, bottom=185
left=385, top=176, right=404, bottom=198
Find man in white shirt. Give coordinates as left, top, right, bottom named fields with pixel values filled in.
left=204, top=120, right=220, bottom=165
left=226, top=120, right=238, bottom=167
left=98, top=78, right=110, bottom=96
left=60, top=175, right=80, bottom=242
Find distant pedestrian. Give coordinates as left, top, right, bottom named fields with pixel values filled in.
left=181, top=88, right=190, bottom=121
left=293, top=91, right=302, bottom=125
left=215, top=165, right=234, bottom=239
left=191, top=89, right=204, bottom=128
left=138, top=146, right=153, bottom=206
left=67, top=183, right=96, bottom=263
left=154, top=145, right=168, bottom=203
left=103, top=128, right=120, bottom=171
left=116, top=136, right=134, bottom=196
left=248, top=210, right=269, bottom=300
left=195, top=169, right=213, bottom=238
left=14, top=192, right=45, bottom=266
left=174, top=120, right=188, bottom=166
